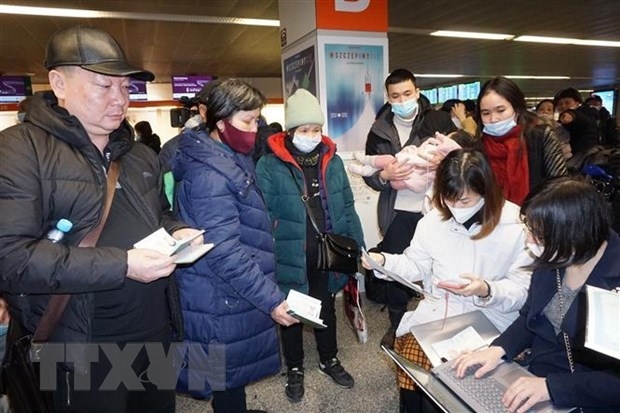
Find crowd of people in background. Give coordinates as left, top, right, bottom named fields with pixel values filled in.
left=0, top=24, right=619, bottom=413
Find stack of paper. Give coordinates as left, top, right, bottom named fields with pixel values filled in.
left=362, top=248, right=440, bottom=299
left=585, top=285, right=620, bottom=360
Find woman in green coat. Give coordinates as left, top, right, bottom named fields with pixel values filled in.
left=256, top=89, right=364, bottom=404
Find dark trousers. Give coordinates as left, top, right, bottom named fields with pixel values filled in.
left=400, top=388, right=442, bottom=413
left=381, top=210, right=423, bottom=329
left=281, top=269, right=337, bottom=368
left=211, top=386, right=247, bottom=413
left=53, top=330, right=175, bottom=413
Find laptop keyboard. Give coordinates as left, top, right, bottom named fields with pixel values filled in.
left=433, top=363, right=511, bottom=413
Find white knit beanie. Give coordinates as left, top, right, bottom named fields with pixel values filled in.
left=285, top=89, right=325, bottom=130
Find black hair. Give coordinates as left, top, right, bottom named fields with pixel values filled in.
left=463, top=99, right=476, bottom=113
left=535, top=99, right=555, bottom=112
left=476, top=76, right=537, bottom=140
left=585, top=95, right=603, bottom=105
left=205, top=79, right=266, bottom=131
left=440, top=99, right=462, bottom=113
left=134, top=120, right=153, bottom=137
left=477, top=77, right=527, bottom=121
left=433, top=149, right=505, bottom=240
left=450, top=129, right=480, bottom=151
left=268, top=122, right=283, bottom=133
left=553, top=87, right=583, bottom=106
left=521, top=177, right=611, bottom=269
left=384, top=68, right=416, bottom=91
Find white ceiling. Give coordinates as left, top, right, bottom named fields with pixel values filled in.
left=1, top=0, right=619, bottom=100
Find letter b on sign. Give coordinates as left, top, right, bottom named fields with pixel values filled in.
left=335, top=0, right=370, bottom=13
left=315, top=0, right=387, bottom=32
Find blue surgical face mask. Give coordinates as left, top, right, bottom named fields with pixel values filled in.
left=391, top=98, right=418, bottom=119
left=292, top=133, right=322, bottom=153
left=0, top=323, right=8, bottom=336
left=483, top=116, right=517, bottom=137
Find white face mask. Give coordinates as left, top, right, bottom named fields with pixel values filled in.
left=447, top=197, right=485, bottom=224
left=451, top=116, right=462, bottom=129
left=292, top=133, right=321, bottom=153
left=483, top=116, right=517, bottom=137
left=526, top=242, right=544, bottom=258
left=538, top=113, right=554, bottom=123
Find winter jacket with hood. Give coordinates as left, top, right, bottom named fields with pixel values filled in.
left=0, top=91, right=185, bottom=345
left=172, top=128, right=284, bottom=398
left=255, top=132, right=365, bottom=295
left=364, top=95, right=456, bottom=234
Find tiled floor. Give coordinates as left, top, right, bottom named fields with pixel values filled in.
left=176, top=293, right=406, bottom=412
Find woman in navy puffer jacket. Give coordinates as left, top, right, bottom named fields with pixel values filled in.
left=172, top=79, right=298, bottom=413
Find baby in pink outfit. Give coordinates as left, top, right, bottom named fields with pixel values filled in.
left=348, top=132, right=463, bottom=192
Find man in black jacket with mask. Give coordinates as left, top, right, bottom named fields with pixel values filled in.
left=363, top=69, right=456, bottom=349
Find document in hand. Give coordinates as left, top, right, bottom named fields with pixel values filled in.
left=286, top=289, right=327, bottom=329
left=133, top=227, right=214, bottom=264
left=585, top=285, right=620, bottom=360
left=362, top=248, right=440, bottom=299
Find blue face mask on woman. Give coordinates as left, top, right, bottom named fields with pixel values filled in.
left=391, top=98, right=418, bottom=119
left=483, top=116, right=517, bottom=137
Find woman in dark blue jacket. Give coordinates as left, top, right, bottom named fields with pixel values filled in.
left=256, top=89, right=364, bottom=404
left=172, top=79, right=297, bottom=413
left=454, top=177, right=620, bottom=413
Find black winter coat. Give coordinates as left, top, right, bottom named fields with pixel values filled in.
left=363, top=95, right=456, bottom=234
left=0, top=91, right=185, bottom=344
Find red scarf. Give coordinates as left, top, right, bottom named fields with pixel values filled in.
left=482, top=125, right=530, bottom=205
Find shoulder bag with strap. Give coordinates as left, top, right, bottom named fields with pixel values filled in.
left=0, top=161, right=120, bottom=413
left=286, top=166, right=359, bottom=274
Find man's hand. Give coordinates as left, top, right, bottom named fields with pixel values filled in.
left=379, top=159, right=415, bottom=182
left=271, top=301, right=299, bottom=326
left=127, top=249, right=176, bottom=283
left=559, top=110, right=575, bottom=124
left=172, top=228, right=204, bottom=246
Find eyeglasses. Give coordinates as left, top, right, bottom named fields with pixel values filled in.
left=521, top=217, right=542, bottom=240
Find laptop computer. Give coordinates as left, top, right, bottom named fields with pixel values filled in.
left=383, top=346, right=574, bottom=413
left=389, top=310, right=574, bottom=413
left=382, top=345, right=473, bottom=413
left=411, top=310, right=501, bottom=367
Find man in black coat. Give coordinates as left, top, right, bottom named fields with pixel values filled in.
left=0, top=26, right=203, bottom=413
left=363, top=69, right=456, bottom=349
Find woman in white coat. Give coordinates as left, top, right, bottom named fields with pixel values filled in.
left=363, top=148, right=532, bottom=413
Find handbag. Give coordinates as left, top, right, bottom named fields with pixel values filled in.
left=1, top=161, right=120, bottom=413
left=287, top=167, right=360, bottom=274
left=343, top=275, right=368, bottom=343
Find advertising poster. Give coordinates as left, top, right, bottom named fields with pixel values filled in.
left=283, top=45, right=316, bottom=100
left=322, top=43, right=386, bottom=152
